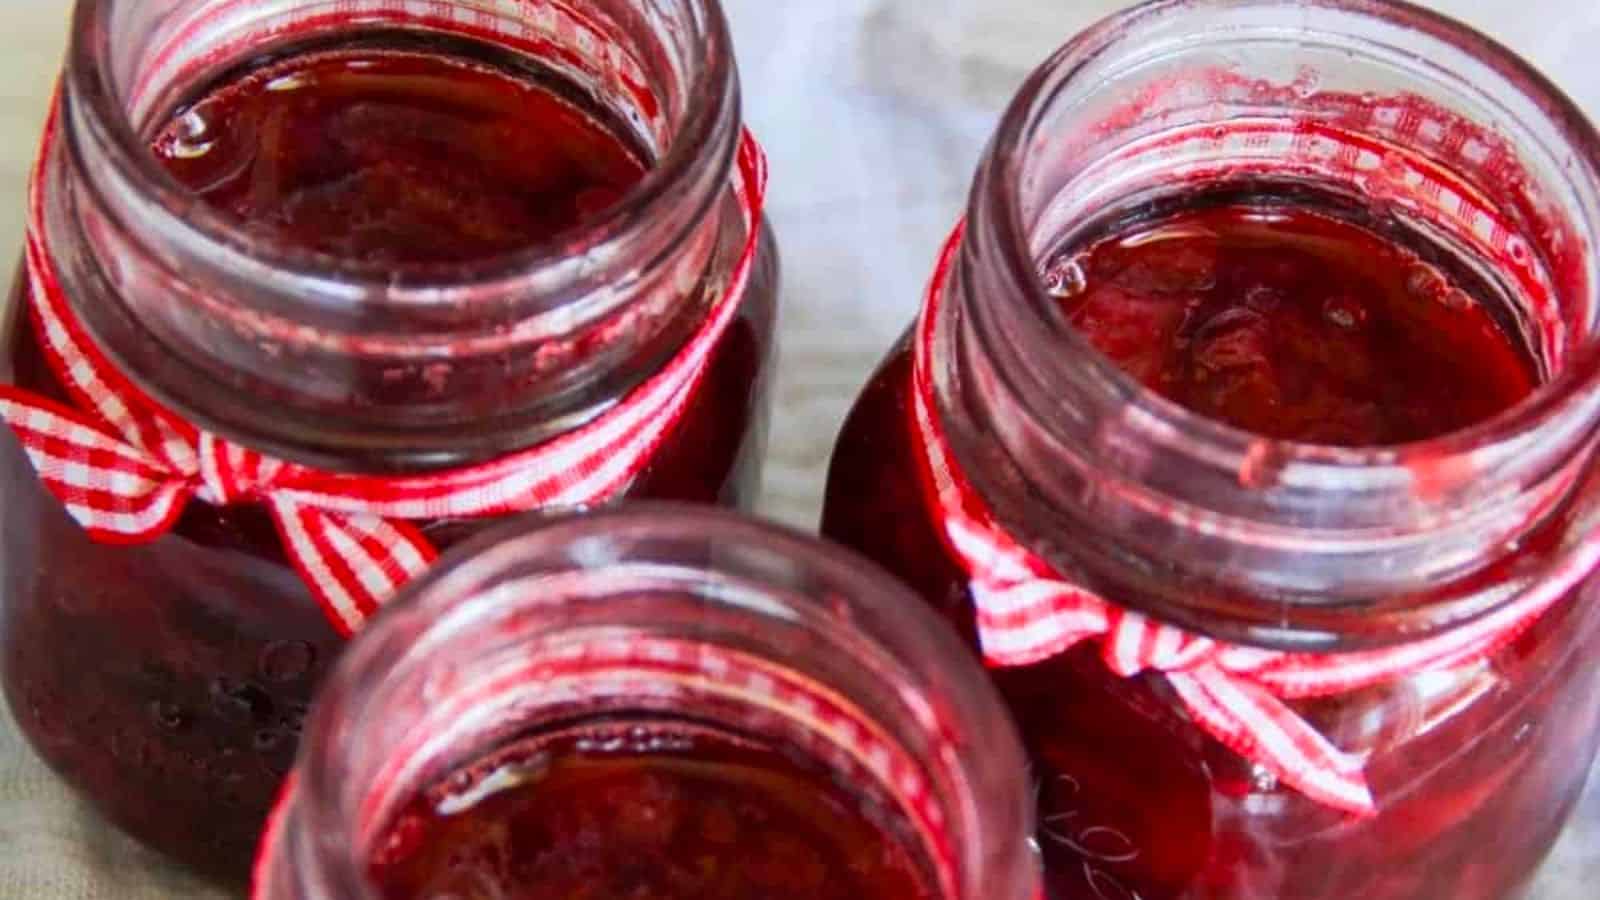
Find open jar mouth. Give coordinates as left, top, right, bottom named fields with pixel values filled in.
left=64, top=0, right=739, bottom=292
left=280, top=505, right=1038, bottom=900
left=42, top=0, right=758, bottom=468
left=968, top=0, right=1600, bottom=501
left=939, top=0, right=1600, bottom=641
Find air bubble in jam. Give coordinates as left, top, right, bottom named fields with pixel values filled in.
left=1042, top=257, right=1087, bottom=299
left=366, top=723, right=936, bottom=900
left=1051, top=201, right=1539, bottom=445
left=1322, top=295, right=1365, bottom=330
left=166, top=110, right=218, bottom=160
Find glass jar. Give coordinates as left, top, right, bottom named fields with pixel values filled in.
left=253, top=504, right=1040, bottom=900
left=823, top=1, right=1600, bottom=898
left=0, top=0, right=777, bottom=884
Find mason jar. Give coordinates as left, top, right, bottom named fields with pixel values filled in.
left=0, top=0, right=778, bottom=883
left=254, top=505, right=1039, bottom=900
left=824, top=1, right=1600, bottom=897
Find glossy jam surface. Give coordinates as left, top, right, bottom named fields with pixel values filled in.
left=153, top=48, right=647, bottom=263
left=368, top=726, right=934, bottom=900
left=822, top=198, right=1600, bottom=898
left=0, top=36, right=775, bottom=886
left=1052, top=204, right=1538, bottom=445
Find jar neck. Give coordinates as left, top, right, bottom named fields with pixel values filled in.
left=260, top=506, right=1039, bottom=900
left=48, top=0, right=742, bottom=471
left=937, top=0, right=1600, bottom=649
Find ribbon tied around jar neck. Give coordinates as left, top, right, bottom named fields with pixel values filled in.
left=0, top=106, right=768, bottom=638
left=912, top=223, right=1600, bottom=815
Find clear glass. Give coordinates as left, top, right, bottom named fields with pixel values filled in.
left=255, top=505, right=1040, bottom=900
left=824, top=1, right=1600, bottom=898
left=0, top=0, right=777, bottom=885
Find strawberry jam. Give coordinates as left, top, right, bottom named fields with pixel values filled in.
left=1, top=28, right=776, bottom=886
left=823, top=193, right=1600, bottom=899
left=151, top=47, right=648, bottom=264
left=1051, top=204, right=1538, bottom=444
left=367, top=724, right=935, bottom=900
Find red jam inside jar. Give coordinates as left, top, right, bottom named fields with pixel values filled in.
left=1052, top=202, right=1539, bottom=444
left=1, top=25, right=775, bottom=885
left=150, top=47, right=649, bottom=263
left=368, top=724, right=935, bottom=900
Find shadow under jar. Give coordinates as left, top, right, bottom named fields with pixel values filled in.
left=0, top=0, right=777, bottom=885
left=253, top=505, right=1040, bottom=900
left=823, top=2, right=1600, bottom=899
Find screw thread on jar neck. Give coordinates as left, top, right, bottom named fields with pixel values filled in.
left=50, top=0, right=742, bottom=470
left=260, top=506, right=1040, bottom=900
left=937, top=0, right=1600, bottom=649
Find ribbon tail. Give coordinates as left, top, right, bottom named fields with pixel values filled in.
left=267, top=498, right=439, bottom=638
left=1166, top=664, right=1376, bottom=816
left=0, top=387, right=193, bottom=542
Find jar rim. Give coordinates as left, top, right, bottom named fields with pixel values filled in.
left=50, top=0, right=751, bottom=470
left=285, top=504, right=1039, bottom=900
left=972, top=0, right=1600, bottom=485
left=64, top=0, right=739, bottom=294
left=944, top=0, right=1600, bottom=645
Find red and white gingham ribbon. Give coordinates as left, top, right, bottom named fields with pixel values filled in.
left=912, top=223, right=1600, bottom=814
left=0, top=109, right=768, bottom=637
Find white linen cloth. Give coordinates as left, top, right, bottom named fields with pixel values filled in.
left=0, top=0, right=1596, bottom=895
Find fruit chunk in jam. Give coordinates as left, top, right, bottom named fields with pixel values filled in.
left=0, top=34, right=775, bottom=885
left=1048, top=203, right=1538, bottom=444
left=822, top=197, right=1600, bottom=899
left=368, top=724, right=935, bottom=900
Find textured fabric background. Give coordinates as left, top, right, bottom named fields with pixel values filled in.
left=1, top=0, right=1597, bottom=896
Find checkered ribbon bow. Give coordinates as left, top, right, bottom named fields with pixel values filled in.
left=0, top=112, right=768, bottom=637
left=911, top=224, right=1599, bottom=814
